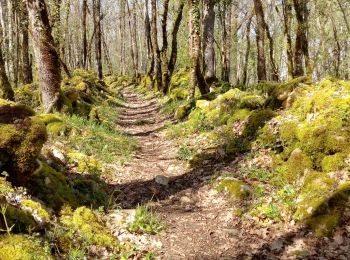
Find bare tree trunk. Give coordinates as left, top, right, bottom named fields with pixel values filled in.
left=51, top=0, right=61, bottom=48
left=20, top=2, right=32, bottom=84
left=203, top=0, right=216, bottom=83
left=82, top=0, right=88, bottom=69
left=168, top=2, right=184, bottom=79
left=93, top=0, right=102, bottom=80
left=126, top=0, right=137, bottom=77
left=243, top=14, right=252, bottom=86
left=151, top=0, right=162, bottom=90
left=26, top=0, right=61, bottom=112
left=253, top=0, right=267, bottom=81
left=160, top=0, right=169, bottom=94
left=144, top=0, right=154, bottom=77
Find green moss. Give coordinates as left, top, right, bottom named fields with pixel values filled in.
left=227, top=109, right=251, bottom=125
left=21, top=199, right=50, bottom=221
left=239, top=95, right=265, bottom=109
left=68, top=152, right=102, bottom=174
left=242, top=109, right=276, bottom=139
left=293, top=171, right=337, bottom=221
left=60, top=206, right=116, bottom=248
left=174, top=102, right=192, bottom=120
left=0, top=235, right=52, bottom=260
left=307, top=212, right=340, bottom=237
left=216, top=179, right=251, bottom=200
left=28, top=163, right=76, bottom=210
left=321, top=153, right=347, bottom=172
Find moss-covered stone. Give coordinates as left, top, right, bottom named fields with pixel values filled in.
left=321, top=153, right=347, bottom=173
left=28, top=163, right=76, bottom=210
left=67, top=152, right=102, bottom=174
left=0, top=235, right=52, bottom=260
left=307, top=212, right=340, bottom=237
left=216, top=179, right=251, bottom=200
left=59, top=206, right=116, bottom=248
left=0, top=101, right=47, bottom=185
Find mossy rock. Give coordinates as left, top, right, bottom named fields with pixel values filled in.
left=0, top=99, right=35, bottom=124
left=28, top=163, right=76, bottom=211
left=68, top=152, right=102, bottom=174
left=0, top=102, right=47, bottom=185
left=242, top=109, right=276, bottom=139
left=59, top=206, right=117, bottom=249
left=216, top=179, right=251, bottom=200
left=0, top=235, right=52, bottom=260
left=175, top=102, right=193, bottom=120
left=307, top=212, right=340, bottom=237
left=14, top=84, right=40, bottom=108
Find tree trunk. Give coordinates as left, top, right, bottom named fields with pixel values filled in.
left=0, top=44, right=14, bottom=100
left=20, top=1, right=32, bottom=84
left=243, top=14, right=252, bottom=86
left=93, top=0, right=102, bottom=80
left=168, top=2, right=184, bottom=79
left=203, top=0, right=216, bottom=83
left=160, top=0, right=169, bottom=94
left=26, top=0, right=61, bottom=112
left=144, top=0, right=154, bottom=77
left=150, top=0, right=162, bottom=90
left=253, top=0, right=267, bottom=82
left=126, top=0, right=137, bottom=76
left=82, top=0, right=88, bottom=69
left=282, top=0, right=294, bottom=79
left=51, top=0, right=61, bottom=48
left=188, top=0, right=209, bottom=99
left=293, top=0, right=310, bottom=77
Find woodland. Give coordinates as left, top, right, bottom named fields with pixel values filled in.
left=0, top=0, right=350, bottom=259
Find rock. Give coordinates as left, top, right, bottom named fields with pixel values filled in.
left=180, top=196, right=193, bottom=205
left=226, top=228, right=240, bottom=238
left=155, top=175, right=170, bottom=186
left=50, top=148, right=67, bottom=164
left=0, top=99, right=47, bottom=185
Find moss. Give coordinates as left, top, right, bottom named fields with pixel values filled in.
left=321, top=153, right=347, bottom=172
left=239, top=95, right=265, bottom=109
left=21, top=199, right=50, bottom=221
left=174, top=102, right=192, bottom=120
left=293, top=171, right=337, bottom=221
left=0, top=99, right=35, bottom=123
left=307, top=212, right=340, bottom=237
left=0, top=109, right=47, bottom=185
left=0, top=235, right=52, bottom=260
left=68, top=152, right=102, bottom=174
left=216, top=179, right=251, bottom=200
left=242, top=109, right=276, bottom=139
left=227, top=109, right=251, bottom=125
left=279, top=121, right=298, bottom=144
left=28, top=163, right=76, bottom=211
left=14, top=84, right=40, bottom=108
left=279, top=148, right=313, bottom=183
left=59, top=206, right=116, bottom=248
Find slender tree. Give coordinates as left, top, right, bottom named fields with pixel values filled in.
left=203, top=0, right=216, bottom=83
left=0, top=43, right=14, bottom=100
left=253, top=0, right=267, bottom=81
left=150, top=0, right=162, bottom=90
left=26, top=0, right=62, bottom=112
left=92, top=0, right=102, bottom=80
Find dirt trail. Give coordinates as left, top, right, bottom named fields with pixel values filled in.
left=112, top=88, right=350, bottom=260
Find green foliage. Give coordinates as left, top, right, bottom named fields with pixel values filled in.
left=178, top=145, right=193, bottom=161
left=128, top=205, right=164, bottom=235
left=216, top=179, right=251, bottom=200
left=0, top=235, right=52, bottom=260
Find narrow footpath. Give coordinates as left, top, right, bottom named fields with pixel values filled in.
left=110, top=87, right=349, bottom=260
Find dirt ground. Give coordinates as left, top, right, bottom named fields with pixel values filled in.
left=110, top=88, right=350, bottom=260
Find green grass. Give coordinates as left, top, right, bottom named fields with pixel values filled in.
left=128, top=205, right=164, bottom=235
left=62, top=114, right=138, bottom=164
left=177, top=144, right=193, bottom=161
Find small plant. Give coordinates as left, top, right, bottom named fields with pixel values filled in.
left=68, top=247, right=86, bottom=260
left=257, top=203, right=281, bottom=220
left=177, top=145, right=193, bottom=161
left=128, top=205, right=164, bottom=235
left=0, top=204, right=15, bottom=235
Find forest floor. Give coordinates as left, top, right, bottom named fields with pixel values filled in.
left=108, top=86, right=350, bottom=259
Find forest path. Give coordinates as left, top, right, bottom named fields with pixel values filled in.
left=110, top=87, right=341, bottom=259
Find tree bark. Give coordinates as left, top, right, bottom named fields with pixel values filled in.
left=203, top=0, right=216, bottom=83
left=26, top=0, right=62, bottom=112
left=253, top=0, right=267, bottom=82
left=144, top=0, right=154, bottom=77
left=150, top=0, right=162, bottom=90
left=0, top=44, right=14, bottom=100
left=20, top=1, right=32, bottom=84
left=293, top=0, right=310, bottom=77
left=160, top=0, right=169, bottom=94
left=92, top=0, right=102, bottom=80
left=282, top=0, right=294, bottom=79
left=188, top=0, right=209, bottom=99
left=82, top=0, right=88, bottom=69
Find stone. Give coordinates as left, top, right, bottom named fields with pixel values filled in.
left=155, top=175, right=170, bottom=186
